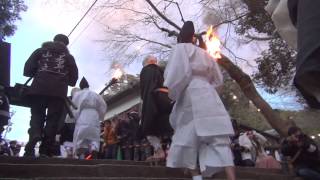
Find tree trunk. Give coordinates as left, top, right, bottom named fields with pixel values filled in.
left=218, top=55, right=294, bottom=136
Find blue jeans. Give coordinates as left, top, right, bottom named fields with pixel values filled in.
left=297, top=168, right=320, bottom=180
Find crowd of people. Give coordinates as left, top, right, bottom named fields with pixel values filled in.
left=0, top=139, right=21, bottom=157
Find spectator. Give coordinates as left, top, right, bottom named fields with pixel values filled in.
left=23, top=34, right=78, bottom=157
left=115, top=118, right=132, bottom=160
left=127, top=111, right=142, bottom=161
left=230, top=119, right=243, bottom=166
left=9, top=140, right=21, bottom=157
left=103, top=120, right=118, bottom=159
left=281, top=126, right=320, bottom=179
left=0, top=138, right=9, bottom=156
left=239, top=130, right=266, bottom=167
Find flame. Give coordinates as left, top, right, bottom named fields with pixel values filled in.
left=205, top=26, right=221, bottom=59
left=112, top=68, right=123, bottom=80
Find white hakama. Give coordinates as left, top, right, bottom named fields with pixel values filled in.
left=164, top=43, right=234, bottom=177
left=71, top=88, right=107, bottom=155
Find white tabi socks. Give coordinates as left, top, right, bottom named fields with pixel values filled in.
left=192, top=175, right=203, bottom=180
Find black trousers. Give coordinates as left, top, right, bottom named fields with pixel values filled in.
left=25, top=95, right=65, bottom=156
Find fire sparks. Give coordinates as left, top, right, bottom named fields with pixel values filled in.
left=205, top=26, right=222, bottom=59
left=112, top=68, right=123, bottom=80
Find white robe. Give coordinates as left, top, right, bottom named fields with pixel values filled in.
left=265, top=0, right=297, bottom=49
left=72, top=88, right=107, bottom=155
left=164, top=43, right=234, bottom=176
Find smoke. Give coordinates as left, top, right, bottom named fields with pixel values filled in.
left=202, top=8, right=222, bottom=26
left=201, top=0, right=244, bottom=26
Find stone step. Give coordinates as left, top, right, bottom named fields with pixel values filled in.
left=0, top=178, right=255, bottom=180
left=0, top=156, right=287, bottom=175
left=0, top=163, right=299, bottom=180
left=0, top=156, right=149, bottom=166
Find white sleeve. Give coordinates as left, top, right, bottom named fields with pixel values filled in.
left=164, top=44, right=192, bottom=101
left=239, top=135, right=252, bottom=150
left=253, top=131, right=268, bottom=145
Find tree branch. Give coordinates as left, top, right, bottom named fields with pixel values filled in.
left=133, top=35, right=172, bottom=48
left=246, top=33, right=276, bottom=41
left=145, top=0, right=181, bottom=31
left=164, top=0, right=185, bottom=23
left=212, top=12, right=249, bottom=29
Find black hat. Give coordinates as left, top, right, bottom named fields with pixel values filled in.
left=53, top=34, right=69, bottom=45
left=178, top=21, right=195, bottom=43
left=79, top=77, right=89, bottom=89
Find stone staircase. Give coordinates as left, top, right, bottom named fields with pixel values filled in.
left=0, top=156, right=301, bottom=180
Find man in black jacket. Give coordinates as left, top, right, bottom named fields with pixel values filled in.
left=281, top=126, right=320, bottom=180
left=140, top=55, right=173, bottom=162
left=23, top=34, right=78, bottom=157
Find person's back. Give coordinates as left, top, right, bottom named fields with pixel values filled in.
left=164, top=21, right=236, bottom=180
left=24, top=35, right=78, bottom=98
left=72, top=78, right=107, bottom=159
left=23, top=34, right=78, bottom=157
left=74, top=90, right=104, bottom=125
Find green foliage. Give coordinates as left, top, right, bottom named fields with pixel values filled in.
left=221, top=77, right=320, bottom=134
left=0, top=0, right=27, bottom=41
left=236, top=0, right=274, bottom=35
left=279, top=110, right=320, bottom=136
left=254, top=37, right=297, bottom=93
left=235, top=0, right=297, bottom=94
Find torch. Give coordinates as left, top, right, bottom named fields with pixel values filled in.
left=205, top=25, right=222, bottom=59
left=99, top=68, right=123, bottom=95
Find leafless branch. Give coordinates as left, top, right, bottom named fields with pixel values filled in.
left=133, top=35, right=172, bottom=48
left=164, top=0, right=185, bottom=23
left=212, top=12, right=249, bottom=29
left=145, top=0, right=181, bottom=31
left=245, top=33, right=276, bottom=41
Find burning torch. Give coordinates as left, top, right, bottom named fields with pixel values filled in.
left=205, top=25, right=222, bottom=59
left=99, top=68, right=123, bottom=95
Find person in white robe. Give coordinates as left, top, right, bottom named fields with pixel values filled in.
left=164, top=21, right=235, bottom=180
left=265, top=0, right=297, bottom=49
left=72, top=77, right=107, bottom=159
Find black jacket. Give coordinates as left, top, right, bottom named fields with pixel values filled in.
left=281, top=135, right=320, bottom=169
left=24, top=41, right=78, bottom=98
left=140, top=64, right=172, bottom=137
